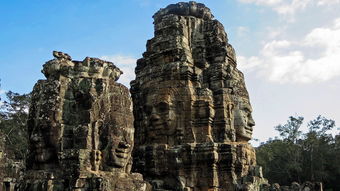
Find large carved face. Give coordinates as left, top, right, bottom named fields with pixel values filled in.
left=234, top=97, right=255, bottom=142
left=29, top=123, right=58, bottom=165
left=28, top=81, right=60, bottom=168
left=105, top=126, right=133, bottom=170
left=144, top=90, right=176, bottom=144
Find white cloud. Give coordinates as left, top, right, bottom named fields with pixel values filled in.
left=266, top=26, right=284, bottom=39
left=238, top=0, right=282, bottom=6
left=317, top=0, right=340, bottom=6
left=237, top=56, right=262, bottom=72
left=238, top=0, right=339, bottom=20
left=238, top=18, right=340, bottom=84
left=274, top=0, right=311, bottom=18
left=100, top=55, right=136, bottom=87
left=236, top=26, right=250, bottom=37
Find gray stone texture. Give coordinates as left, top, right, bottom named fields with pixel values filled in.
left=131, top=1, right=267, bottom=190
left=18, top=52, right=149, bottom=191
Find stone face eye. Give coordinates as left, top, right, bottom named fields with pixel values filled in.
left=243, top=106, right=251, bottom=114
left=158, top=102, right=169, bottom=113
left=245, top=109, right=250, bottom=116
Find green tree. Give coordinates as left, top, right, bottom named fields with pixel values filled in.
left=0, top=88, right=30, bottom=159
left=301, top=116, right=336, bottom=184
left=330, top=134, right=340, bottom=191
left=257, top=139, right=302, bottom=185
left=274, top=116, right=303, bottom=143
left=256, top=115, right=339, bottom=190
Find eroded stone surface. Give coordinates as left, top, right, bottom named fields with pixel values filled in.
left=18, top=52, right=149, bottom=191
left=131, top=1, right=267, bottom=190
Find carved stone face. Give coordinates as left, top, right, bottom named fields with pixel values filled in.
left=108, top=128, right=132, bottom=169
left=110, top=141, right=131, bottom=168
left=27, top=81, right=61, bottom=169
left=100, top=124, right=133, bottom=171
left=144, top=92, right=176, bottom=143
left=29, top=123, right=58, bottom=165
left=234, top=97, right=255, bottom=142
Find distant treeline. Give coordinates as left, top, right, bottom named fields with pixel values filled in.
left=256, top=115, right=340, bottom=191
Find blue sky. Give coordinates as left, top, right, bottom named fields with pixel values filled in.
left=1, top=0, right=339, bottom=145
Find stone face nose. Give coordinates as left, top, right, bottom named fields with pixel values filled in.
left=248, top=115, right=255, bottom=127
left=118, top=142, right=130, bottom=149
left=150, top=114, right=161, bottom=122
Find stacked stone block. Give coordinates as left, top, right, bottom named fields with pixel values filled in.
left=131, top=2, right=267, bottom=190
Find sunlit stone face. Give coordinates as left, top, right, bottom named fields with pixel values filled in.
left=110, top=141, right=131, bottom=168
left=144, top=92, right=176, bottom=144
left=100, top=122, right=133, bottom=171
left=234, top=97, right=255, bottom=142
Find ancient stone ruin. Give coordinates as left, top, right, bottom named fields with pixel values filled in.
left=130, top=1, right=267, bottom=190
left=0, top=2, right=325, bottom=191
left=18, top=51, right=149, bottom=191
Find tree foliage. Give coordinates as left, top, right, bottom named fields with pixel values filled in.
left=0, top=84, right=30, bottom=159
left=274, top=116, right=303, bottom=143
left=256, top=115, right=339, bottom=190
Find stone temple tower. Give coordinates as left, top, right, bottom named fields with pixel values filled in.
left=131, top=2, right=268, bottom=191
left=19, top=52, right=149, bottom=191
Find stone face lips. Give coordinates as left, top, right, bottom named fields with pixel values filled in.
left=21, top=52, right=149, bottom=191
left=131, top=1, right=266, bottom=190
